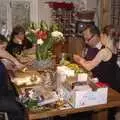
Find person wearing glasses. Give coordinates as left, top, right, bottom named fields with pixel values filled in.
left=73, top=25, right=120, bottom=92
left=73, top=25, right=120, bottom=120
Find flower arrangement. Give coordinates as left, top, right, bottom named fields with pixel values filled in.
left=26, top=20, right=64, bottom=61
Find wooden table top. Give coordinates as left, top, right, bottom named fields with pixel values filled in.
left=28, top=88, right=120, bottom=120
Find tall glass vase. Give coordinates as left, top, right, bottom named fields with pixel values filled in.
left=32, top=44, right=54, bottom=70
left=36, top=44, right=41, bottom=61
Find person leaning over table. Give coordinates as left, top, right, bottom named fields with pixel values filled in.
left=0, top=34, right=24, bottom=70
left=0, top=34, right=27, bottom=120
left=73, top=24, right=120, bottom=92
left=0, top=34, right=25, bottom=97
left=6, top=25, right=32, bottom=57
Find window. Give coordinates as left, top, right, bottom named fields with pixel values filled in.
left=0, top=0, right=31, bottom=33
left=11, top=0, right=30, bottom=29
left=0, top=0, right=7, bottom=31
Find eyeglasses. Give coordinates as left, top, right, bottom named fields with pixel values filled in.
left=86, top=34, right=95, bottom=42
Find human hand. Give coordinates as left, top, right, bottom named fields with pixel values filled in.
left=1, top=59, right=15, bottom=71
left=24, top=59, right=34, bottom=66
left=15, top=62, right=25, bottom=70
left=73, top=54, right=81, bottom=64
left=73, top=54, right=85, bottom=64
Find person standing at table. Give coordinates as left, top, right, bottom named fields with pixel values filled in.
left=73, top=24, right=120, bottom=92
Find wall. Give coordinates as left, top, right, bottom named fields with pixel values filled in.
left=0, top=0, right=99, bottom=32
left=38, top=0, right=52, bottom=25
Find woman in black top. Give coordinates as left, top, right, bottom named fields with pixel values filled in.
left=6, top=25, right=32, bottom=57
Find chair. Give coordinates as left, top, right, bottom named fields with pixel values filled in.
left=0, top=112, right=8, bottom=120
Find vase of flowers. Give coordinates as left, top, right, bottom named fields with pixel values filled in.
left=26, top=20, right=64, bottom=70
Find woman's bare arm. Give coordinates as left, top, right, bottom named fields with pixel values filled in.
left=0, top=50, right=24, bottom=69
left=73, top=48, right=112, bottom=71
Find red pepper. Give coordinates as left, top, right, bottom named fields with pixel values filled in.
left=96, top=82, right=110, bottom=87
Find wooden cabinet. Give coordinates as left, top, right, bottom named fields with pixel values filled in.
left=111, top=0, right=120, bottom=30
left=100, top=0, right=111, bottom=29
left=67, top=37, right=85, bottom=56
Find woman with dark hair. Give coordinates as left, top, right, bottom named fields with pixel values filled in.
left=0, top=34, right=24, bottom=70
left=6, top=25, right=32, bottom=57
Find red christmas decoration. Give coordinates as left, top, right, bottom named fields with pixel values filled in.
left=47, top=2, right=74, bottom=10
left=36, top=31, right=48, bottom=40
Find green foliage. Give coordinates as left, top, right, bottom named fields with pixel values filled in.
left=24, top=99, right=38, bottom=109
left=50, top=23, right=63, bottom=32
left=40, top=20, right=49, bottom=31
left=27, top=20, right=64, bottom=60
left=27, top=31, right=37, bottom=44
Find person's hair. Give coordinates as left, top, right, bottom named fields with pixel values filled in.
left=103, top=25, right=114, bottom=36
left=0, top=34, right=8, bottom=43
left=87, top=24, right=100, bottom=37
left=10, top=25, right=25, bottom=42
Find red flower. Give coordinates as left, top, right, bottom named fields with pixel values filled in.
left=36, top=31, right=48, bottom=40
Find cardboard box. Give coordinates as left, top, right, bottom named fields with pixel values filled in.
left=63, top=81, right=108, bottom=108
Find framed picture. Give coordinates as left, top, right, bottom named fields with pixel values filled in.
left=11, top=0, right=30, bottom=29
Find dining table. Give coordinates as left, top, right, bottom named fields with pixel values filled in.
left=28, top=88, right=120, bottom=120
